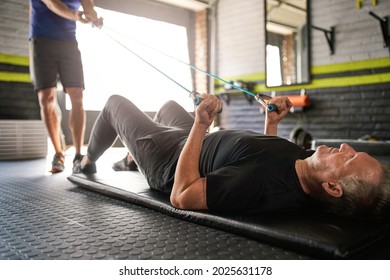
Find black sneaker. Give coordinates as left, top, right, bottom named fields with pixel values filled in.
left=51, top=153, right=65, bottom=173
left=72, top=154, right=97, bottom=174
left=112, top=153, right=138, bottom=171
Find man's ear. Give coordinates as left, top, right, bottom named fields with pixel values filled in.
left=321, top=181, right=343, bottom=198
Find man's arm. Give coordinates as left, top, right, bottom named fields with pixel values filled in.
left=263, top=96, right=293, bottom=136
left=41, top=0, right=83, bottom=22
left=41, top=0, right=100, bottom=24
left=80, top=0, right=101, bottom=24
left=170, top=94, right=222, bottom=210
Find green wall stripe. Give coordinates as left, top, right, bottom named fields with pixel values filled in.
left=1, top=53, right=388, bottom=88
left=0, top=54, right=30, bottom=82
left=215, top=72, right=390, bottom=93
left=252, top=72, right=390, bottom=92
left=0, top=72, right=31, bottom=83
left=215, top=57, right=390, bottom=93
left=312, top=57, right=390, bottom=75
left=0, top=53, right=29, bottom=67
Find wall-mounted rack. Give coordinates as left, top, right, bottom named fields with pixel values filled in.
left=369, top=11, right=389, bottom=52
left=312, top=25, right=336, bottom=55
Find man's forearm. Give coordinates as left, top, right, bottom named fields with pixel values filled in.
left=81, top=0, right=97, bottom=17
left=264, top=124, right=277, bottom=135
left=174, top=124, right=207, bottom=190
left=42, top=0, right=79, bottom=21
left=170, top=123, right=208, bottom=209
left=264, top=116, right=278, bottom=136
left=170, top=95, right=220, bottom=210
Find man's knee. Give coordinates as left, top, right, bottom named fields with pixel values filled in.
left=155, top=100, right=180, bottom=120
left=107, top=94, right=124, bottom=105
left=37, top=88, right=56, bottom=109
left=105, top=94, right=134, bottom=112
left=66, top=88, right=84, bottom=110
left=162, top=100, right=180, bottom=109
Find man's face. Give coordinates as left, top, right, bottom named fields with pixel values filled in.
left=309, top=144, right=383, bottom=185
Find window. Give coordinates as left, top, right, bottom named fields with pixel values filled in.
left=265, top=44, right=282, bottom=87
left=71, top=7, right=194, bottom=112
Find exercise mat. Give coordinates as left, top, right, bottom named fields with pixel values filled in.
left=68, top=170, right=390, bottom=259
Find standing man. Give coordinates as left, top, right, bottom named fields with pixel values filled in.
left=29, top=0, right=102, bottom=173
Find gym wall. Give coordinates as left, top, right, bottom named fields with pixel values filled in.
left=215, top=0, right=390, bottom=141
left=0, top=0, right=389, bottom=147
left=0, top=0, right=195, bottom=148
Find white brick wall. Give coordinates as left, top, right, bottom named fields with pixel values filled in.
left=216, top=0, right=265, bottom=77
left=2, top=0, right=388, bottom=67
left=0, top=120, right=47, bottom=160
left=311, top=0, right=390, bottom=65
left=214, top=0, right=390, bottom=140
left=0, top=0, right=29, bottom=56
left=216, top=0, right=390, bottom=78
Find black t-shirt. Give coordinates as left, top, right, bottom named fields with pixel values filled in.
left=199, top=130, right=314, bottom=214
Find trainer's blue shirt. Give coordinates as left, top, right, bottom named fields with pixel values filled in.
left=29, top=0, right=81, bottom=40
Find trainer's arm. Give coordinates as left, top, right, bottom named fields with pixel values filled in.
left=80, top=0, right=102, bottom=24
left=264, top=96, right=293, bottom=136
left=170, top=95, right=222, bottom=210
left=41, top=0, right=87, bottom=22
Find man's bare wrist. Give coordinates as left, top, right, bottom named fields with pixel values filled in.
left=75, top=11, right=84, bottom=21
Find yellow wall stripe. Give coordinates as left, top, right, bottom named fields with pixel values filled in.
left=215, top=57, right=390, bottom=93
left=1, top=53, right=389, bottom=88
left=215, top=72, right=390, bottom=93
left=312, top=57, right=390, bottom=75
left=0, top=72, right=31, bottom=83
left=252, top=72, right=390, bottom=92
left=0, top=53, right=29, bottom=66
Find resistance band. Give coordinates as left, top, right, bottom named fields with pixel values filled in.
left=93, top=21, right=276, bottom=111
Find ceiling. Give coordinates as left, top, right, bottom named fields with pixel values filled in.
left=266, top=0, right=307, bottom=35
left=153, top=0, right=210, bottom=11
left=152, top=0, right=307, bottom=35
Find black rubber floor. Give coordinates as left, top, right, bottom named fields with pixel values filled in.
left=1, top=151, right=390, bottom=260
left=0, top=155, right=310, bottom=260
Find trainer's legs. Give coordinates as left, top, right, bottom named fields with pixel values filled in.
left=65, top=87, right=85, bottom=155
left=37, top=87, right=63, bottom=154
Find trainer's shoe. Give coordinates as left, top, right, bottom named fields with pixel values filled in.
left=50, top=152, right=65, bottom=173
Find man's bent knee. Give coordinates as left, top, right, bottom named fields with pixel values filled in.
left=107, top=94, right=126, bottom=105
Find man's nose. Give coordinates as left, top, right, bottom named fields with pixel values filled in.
left=340, top=143, right=356, bottom=154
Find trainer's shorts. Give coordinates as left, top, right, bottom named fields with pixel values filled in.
left=29, top=37, right=85, bottom=92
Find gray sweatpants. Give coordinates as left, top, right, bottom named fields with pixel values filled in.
left=87, top=95, right=194, bottom=192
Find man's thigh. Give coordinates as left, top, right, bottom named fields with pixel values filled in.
left=154, top=100, right=194, bottom=130
left=29, top=38, right=59, bottom=91
left=58, top=40, right=84, bottom=89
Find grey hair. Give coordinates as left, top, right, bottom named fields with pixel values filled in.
left=321, top=165, right=390, bottom=220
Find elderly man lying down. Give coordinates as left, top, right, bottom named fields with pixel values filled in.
left=73, top=94, right=390, bottom=220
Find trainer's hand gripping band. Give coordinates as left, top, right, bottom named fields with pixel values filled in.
left=90, top=17, right=104, bottom=29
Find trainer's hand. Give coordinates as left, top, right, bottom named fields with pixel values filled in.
left=76, top=11, right=90, bottom=23
left=92, top=17, right=104, bottom=28
left=195, top=94, right=223, bottom=130
left=77, top=10, right=103, bottom=27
